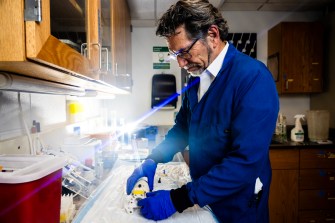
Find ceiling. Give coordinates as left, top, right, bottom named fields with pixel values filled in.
left=124, top=0, right=334, bottom=27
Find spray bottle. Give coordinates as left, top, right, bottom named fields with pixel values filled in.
left=291, top=114, right=305, bottom=142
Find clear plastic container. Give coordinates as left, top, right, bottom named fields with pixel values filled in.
left=307, top=110, right=330, bottom=142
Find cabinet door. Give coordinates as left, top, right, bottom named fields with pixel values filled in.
left=86, top=0, right=102, bottom=78
left=269, top=169, right=299, bottom=223
left=269, top=149, right=299, bottom=223
left=268, top=22, right=324, bottom=94
left=26, top=0, right=93, bottom=78
left=299, top=210, right=335, bottom=223
left=0, top=0, right=25, bottom=62
left=111, top=0, right=131, bottom=75
left=300, top=149, right=335, bottom=169
left=281, top=23, right=306, bottom=93
left=305, top=23, right=323, bottom=93
left=299, top=189, right=335, bottom=210
left=300, top=169, right=335, bottom=190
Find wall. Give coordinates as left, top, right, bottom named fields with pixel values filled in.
left=107, top=29, right=182, bottom=126
left=310, top=11, right=335, bottom=128
left=0, top=92, right=66, bottom=140
left=0, top=91, right=103, bottom=153
left=110, top=10, right=323, bottom=126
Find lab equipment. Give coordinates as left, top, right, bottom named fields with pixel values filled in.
left=124, top=178, right=150, bottom=214
left=61, top=137, right=102, bottom=166
left=62, top=157, right=99, bottom=199
left=126, top=159, right=157, bottom=194
left=60, top=194, right=76, bottom=223
left=275, top=113, right=287, bottom=142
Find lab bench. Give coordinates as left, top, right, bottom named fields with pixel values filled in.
left=70, top=141, right=335, bottom=223
left=71, top=158, right=218, bottom=223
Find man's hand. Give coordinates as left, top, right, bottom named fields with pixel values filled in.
left=138, top=190, right=177, bottom=221
left=126, top=159, right=157, bottom=195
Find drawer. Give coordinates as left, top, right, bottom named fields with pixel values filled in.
left=299, top=210, right=335, bottom=223
left=270, top=149, right=299, bottom=170
left=300, top=169, right=335, bottom=189
left=299, top=190, right=335, bottom=210
left=300, top=149, right=335, bottom=169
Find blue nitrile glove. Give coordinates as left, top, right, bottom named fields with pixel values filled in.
left=138, top=190, right=177, bottom=221
left=126, top=159, right=157, bottom=195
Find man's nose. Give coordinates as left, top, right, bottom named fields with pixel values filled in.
left=177, top=56, right=188, bottom=68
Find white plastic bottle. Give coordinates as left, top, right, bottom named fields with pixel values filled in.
left=291, top=114, right=305, bottom=142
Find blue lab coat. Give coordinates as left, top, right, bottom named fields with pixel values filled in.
left=148, top=44, right=279, bottom=223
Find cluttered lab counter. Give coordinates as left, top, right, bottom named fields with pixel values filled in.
left=72, top=157, right=219, bottom=223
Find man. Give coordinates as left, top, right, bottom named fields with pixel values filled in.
left=127, top=0, right=279, bottom=222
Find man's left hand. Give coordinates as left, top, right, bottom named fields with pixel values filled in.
left=138, top=190, right=176, bottom=221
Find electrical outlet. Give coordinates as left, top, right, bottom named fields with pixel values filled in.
left=0, top=136, right=31, bottom=154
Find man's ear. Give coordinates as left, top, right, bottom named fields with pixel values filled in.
left=207, top=25, right=220, bottom=48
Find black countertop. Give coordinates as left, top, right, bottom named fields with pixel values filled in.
left=270, top=139, right=334, bottom=149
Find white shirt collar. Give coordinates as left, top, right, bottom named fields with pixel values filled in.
left=206, top=41, right=229, bottom=77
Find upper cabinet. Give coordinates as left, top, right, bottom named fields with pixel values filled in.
left=268, top=22, right=324, bottom=94
left=109, top=0, right=132, bottom=90
left=0, top=0, right=130, bottom=94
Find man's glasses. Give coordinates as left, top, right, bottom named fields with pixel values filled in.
left=169, top=38, right=199, bottom=60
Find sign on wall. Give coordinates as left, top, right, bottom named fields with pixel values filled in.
left=153, top=46, right=170, bottom=69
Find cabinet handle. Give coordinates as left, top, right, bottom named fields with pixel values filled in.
left=115, top=63, right=118, bottom=76
left=327, top=152, right=335, bottom=158
left=316, top=151, right=335, bottom=159
left=312, top=62, right=319, bottom=65
left=325, top=218, right=335, bottom=221
left=101, top=48, right=109, bottom=72
left=313, top=78, right=319, bottom=81
left=327, top=197, right=335, bottom=200
left=92, top=43, right=101, bottom=69
left=81, top=43, right=102, bottom=70
left=81, top=43, right=88, bottom=57
left=285, top=79, right=294, bottom=90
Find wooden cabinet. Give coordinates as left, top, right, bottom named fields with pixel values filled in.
left=269, top=149, right=299, bottom=223
left=1, top=0, right=95, bottom=78
left=111, top=0, right=131, bottom=76
left=109, top=0, right=132, bottom=90
left=268, top=22, right=324, bottom=94
left=0, top=0, right=128, bottom=94
left=299, top=149, right=335, bottom=222
left=269, top=147, right=335, bottom=223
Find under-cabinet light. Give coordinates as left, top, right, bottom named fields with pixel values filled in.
left=0, top=72, right=85, bottom=96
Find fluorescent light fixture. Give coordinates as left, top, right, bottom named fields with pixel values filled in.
left=84, top=89, right=115, bottom=99
left=0, top=72, right=85, bottom=96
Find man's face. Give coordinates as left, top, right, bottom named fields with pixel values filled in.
left=167, top=26, right=212, bottom=76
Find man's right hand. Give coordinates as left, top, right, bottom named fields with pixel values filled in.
left=126, top=159, right=157, bottom=195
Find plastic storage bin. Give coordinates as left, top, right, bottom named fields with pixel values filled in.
left=0, top=155, right=66, bottom=223
left=61, top=139, right=101, bottom=166
left=307, top=110, right=330, bottom=142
